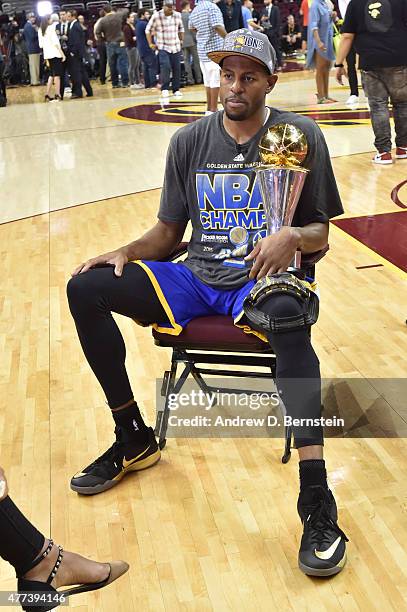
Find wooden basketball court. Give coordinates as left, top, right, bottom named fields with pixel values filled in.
left=1, top=74, right=407, bottom=610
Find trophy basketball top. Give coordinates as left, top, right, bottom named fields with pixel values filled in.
left=258, top=123, right=308, bottom=170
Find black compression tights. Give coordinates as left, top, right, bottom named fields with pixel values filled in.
left=67, top=263, right=322, bottom=447
left=0, top=496, right=45, bottom=577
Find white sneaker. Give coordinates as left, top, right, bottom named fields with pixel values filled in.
left=133, top=83, right=144, bottom=89
left=161, top=89, right=170, bottom=98
left=346, top=95, right=359, bottom=105
left=372, top=152, right=393, bottom=165
left=173, top=91, right=183, bottom=98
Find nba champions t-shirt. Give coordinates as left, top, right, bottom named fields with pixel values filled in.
left=159, top=109, right=343, bottom=289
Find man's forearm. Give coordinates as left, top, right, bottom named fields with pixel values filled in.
left=292, top=222, right=329, bottom=254
left=336, top=33, right=355, bottom=65
left=146, top=31, right=153, bottom=46
left=123, top=220, right=187, bottom=261
left=215, top=25, right=227, bottom=38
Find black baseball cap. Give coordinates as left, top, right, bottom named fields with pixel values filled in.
left=208, top=29, right=276, bottom=74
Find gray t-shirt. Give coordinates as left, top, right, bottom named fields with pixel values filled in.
left=159, top=108, right=344, bottom=289
left=181, top=12, right=196, bottom=47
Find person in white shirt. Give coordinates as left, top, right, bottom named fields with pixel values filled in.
left=38, top=14, right=66, bottom=101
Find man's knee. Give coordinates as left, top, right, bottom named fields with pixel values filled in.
left=260, top=293, right=304, bottom=320
left=66, top=270, right=104, bottom=317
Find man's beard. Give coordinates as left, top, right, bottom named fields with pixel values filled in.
left=223, top=105, right=252, bottom=121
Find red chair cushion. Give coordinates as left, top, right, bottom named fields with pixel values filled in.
left=152, top=315, right=271, bottom=352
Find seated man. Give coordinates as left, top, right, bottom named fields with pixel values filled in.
left=67, top=29, right=348, bottom=577
left=281, top=14, right=302, bottom=55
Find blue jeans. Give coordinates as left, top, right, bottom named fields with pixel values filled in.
left=106, top=42, right=128, bottom=86
left=141, top=50, right=158, bottom=88
left=158, top=49, right=181, bottom=92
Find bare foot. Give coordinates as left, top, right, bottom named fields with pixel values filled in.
left=23, top=540, right=110, bottom=588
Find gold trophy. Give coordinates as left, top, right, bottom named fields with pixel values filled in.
left=256, top=123, right=309, bottom=270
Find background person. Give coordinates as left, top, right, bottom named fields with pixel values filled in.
left=181, top=0, right=202, bottom=85
left=261, top=0, right=282, bottom=69
left=95, top=4, right=129, bottom=88
left=242, top=0, right=264, bottom=31
left=335, top=0, right=407, bottom=163
left=23, top=12, right=40, bottom=85
left=189, top=0, right=227, bottom=113
left=136, top=8, right=158, bottom=89
left=299, top=0, right=311, bottom=53
left=38, top=13, right=65, bottom=102
left=94, top=8, right=107, bottom=84
left=218, top=0, right=244, bottom=32
left=123, top=12, right=142, bottom=89
left=146, top=0, right=184, bottom=99
left=0, top=466, right=128, bottom=609
left=281, top=14, right=302, bottom=55
left=338, top=0, right=359, bottom=104
left=56, top=9, right=70, bottom=97
left=306, top=0, right=336, bottom=103
left=66, top=9, right=93, bottom=98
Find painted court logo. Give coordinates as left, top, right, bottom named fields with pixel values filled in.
left=108, top=101, right=376, bottom=128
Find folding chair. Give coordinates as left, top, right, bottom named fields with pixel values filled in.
left=152, top=243, right=327, bottom=463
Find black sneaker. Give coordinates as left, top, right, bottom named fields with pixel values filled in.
left=70, top=426, right=160, bottom=495
left=297, top=485, right=348, bottom=576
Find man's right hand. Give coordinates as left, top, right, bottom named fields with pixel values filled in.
left=72, top=248, right=129, bottom=277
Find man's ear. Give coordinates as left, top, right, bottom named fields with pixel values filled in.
left=266, top=74, right=278, bottom=94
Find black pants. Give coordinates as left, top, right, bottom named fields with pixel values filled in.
left=0, top=496, right=44, bottom=578
left=67, top=263, right=322, bottom=446
left=68, top=54, right=93, bottom=97
left=97, top=41, right=107, bottom=83
left=267, top=33, right=282, bottom=67
left=347, top=45, right=358, bottom=97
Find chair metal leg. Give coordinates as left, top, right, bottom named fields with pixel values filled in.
left=282, top=425, right=292, bottom=463
left=155, top=357, right=178, bottom=450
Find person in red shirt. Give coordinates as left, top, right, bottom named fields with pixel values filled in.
left=300, top=0, right=311, bottom=52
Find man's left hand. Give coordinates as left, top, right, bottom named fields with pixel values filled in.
left=245, top=227, right=301, bottom=280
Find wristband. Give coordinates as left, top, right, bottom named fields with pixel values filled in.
left=334, top=63, right=344, bottom=68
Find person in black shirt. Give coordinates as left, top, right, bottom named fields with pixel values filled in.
left=335, top=0, right=407, bottom=164
left=218, top=0, right=244, bottom=32
left=281, top=14, right=302, bottom=55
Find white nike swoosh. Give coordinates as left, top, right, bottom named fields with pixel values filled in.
left=314, top=536, right=342, bottom=560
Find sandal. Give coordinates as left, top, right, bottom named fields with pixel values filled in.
left=17, top=540, right=129, bottom=611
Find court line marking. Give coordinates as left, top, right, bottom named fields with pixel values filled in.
left=0, top=187, right=162, bottom=227
left=330, top=222, right=407, bottom=280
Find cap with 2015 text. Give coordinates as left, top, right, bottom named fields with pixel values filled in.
left=208, top=29, right=276, bottom=74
